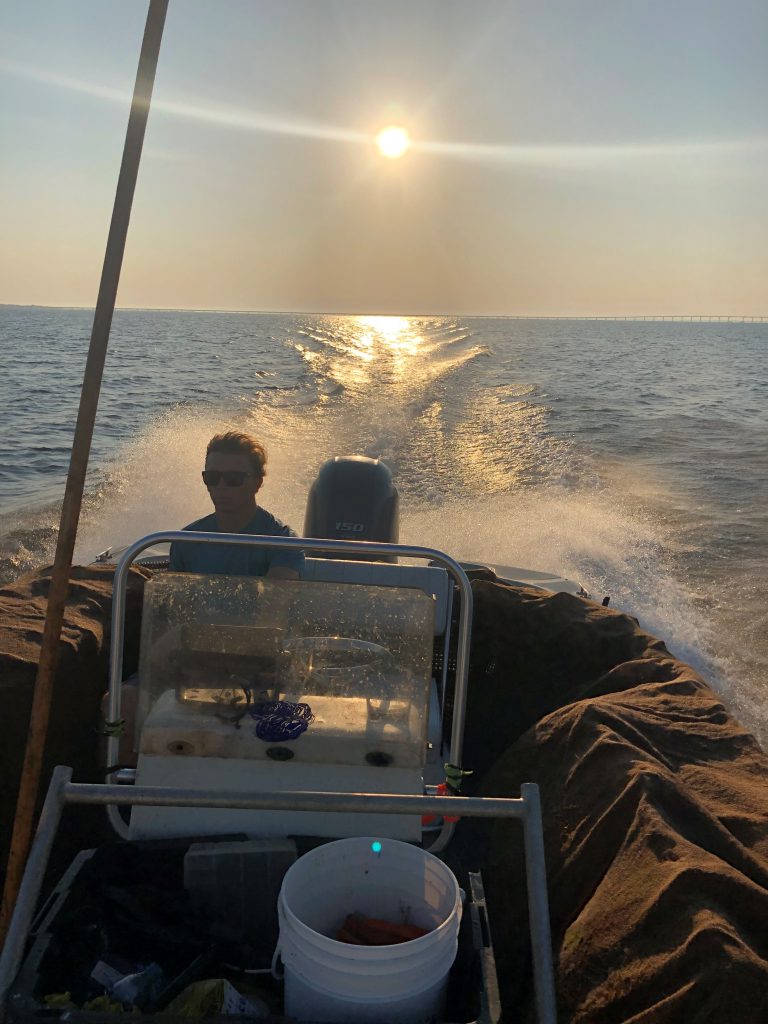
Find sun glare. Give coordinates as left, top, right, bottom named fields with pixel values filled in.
left=376, top=126, right=410, bottom=159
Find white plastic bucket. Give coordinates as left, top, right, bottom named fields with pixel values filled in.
left=276, top=837, right=463, bottom=1024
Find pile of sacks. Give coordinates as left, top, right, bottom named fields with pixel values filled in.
left=460, top=574, right=768, bottom=1023
left=0, top=564, right=151, bottom=879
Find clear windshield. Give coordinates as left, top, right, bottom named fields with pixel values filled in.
left=135, top=573, right=434, bottom=763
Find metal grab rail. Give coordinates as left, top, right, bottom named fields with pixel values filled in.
left=0, top=767, right=557, bottom=1024
left=106, top=532, right=474, bottom=772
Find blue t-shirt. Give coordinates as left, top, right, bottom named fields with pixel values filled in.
left=168, top=509, right=304, bottom=577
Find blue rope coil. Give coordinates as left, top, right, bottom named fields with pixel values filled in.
left=249, top=700, right=314, bottom=742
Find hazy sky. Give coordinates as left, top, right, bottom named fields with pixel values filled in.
left=1, top=0, right=767, bottom=316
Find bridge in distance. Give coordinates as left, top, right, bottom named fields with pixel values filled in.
left=504, top=315, right=768, bottom=323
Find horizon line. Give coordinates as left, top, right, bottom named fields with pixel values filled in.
left=1, top=303, right=766, bottom=322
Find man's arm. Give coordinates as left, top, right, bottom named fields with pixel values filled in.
left=266, top=521, right=304, bottom=580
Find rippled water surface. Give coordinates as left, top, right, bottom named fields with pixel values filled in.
left=1, top=306, right=766, bottom=743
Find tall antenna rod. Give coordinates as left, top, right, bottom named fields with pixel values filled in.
left=0, top=0, right=170, bottom=944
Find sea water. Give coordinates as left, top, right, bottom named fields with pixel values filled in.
left=1, top=306, right=766, bottom=744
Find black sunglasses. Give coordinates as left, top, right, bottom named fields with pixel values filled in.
left=201, top=470, right=254, bottom=487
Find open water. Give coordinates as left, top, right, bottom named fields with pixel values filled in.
left=1, top=305, right=766, bottom=744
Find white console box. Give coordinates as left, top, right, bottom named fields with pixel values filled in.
left=130, top=688, right=425, bottom=841
left=139, top=688, right=425, bottom=768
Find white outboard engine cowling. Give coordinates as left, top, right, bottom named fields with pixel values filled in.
left=304, top=456, right=399, bottom=560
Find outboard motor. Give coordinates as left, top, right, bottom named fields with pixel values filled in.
left=304, top=456, right=399, bottom=561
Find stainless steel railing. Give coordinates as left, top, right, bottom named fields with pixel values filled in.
left=106, top=532, right=474, bottom=774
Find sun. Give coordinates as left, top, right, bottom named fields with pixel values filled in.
left=376, top=126, right=411, bottom=159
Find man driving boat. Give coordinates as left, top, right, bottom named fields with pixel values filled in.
left=169, top=430, right=304, bottom=578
